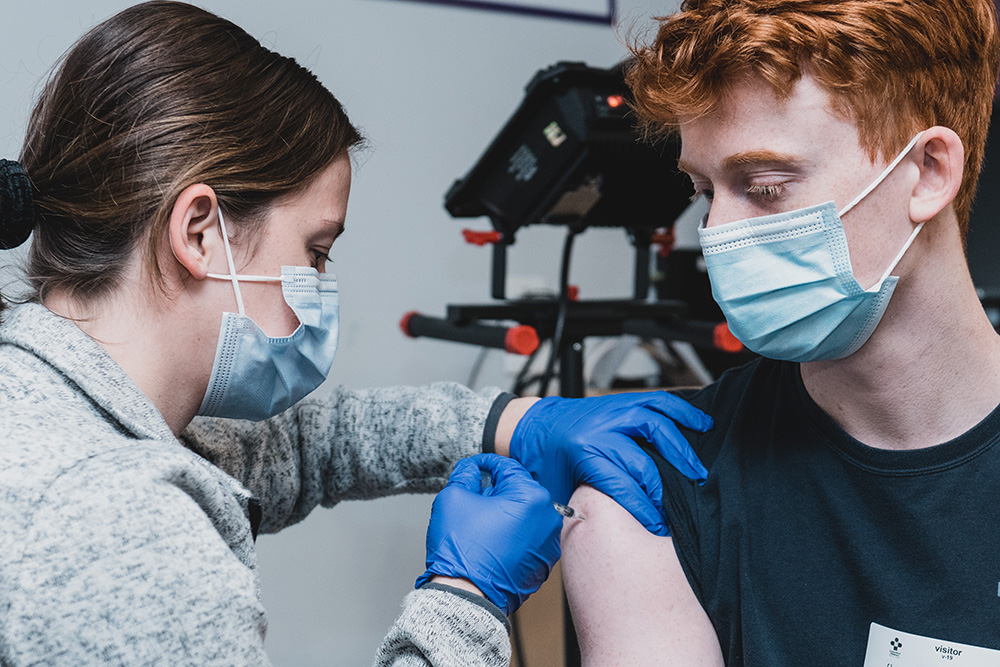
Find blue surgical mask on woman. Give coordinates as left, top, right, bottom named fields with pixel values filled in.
left=197, top=207, right=340, bottom=421
left=697, top=132, right=925, bottom=363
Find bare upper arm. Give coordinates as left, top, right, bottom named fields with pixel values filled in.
left=561, top=485, right=724, bottom=667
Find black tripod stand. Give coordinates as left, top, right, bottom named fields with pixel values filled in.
left=402, top=224, right=741, bottom=667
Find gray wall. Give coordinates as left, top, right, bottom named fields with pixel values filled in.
left=0, top=1, right=680, bottom=663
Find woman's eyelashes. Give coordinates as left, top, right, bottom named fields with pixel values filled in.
left=310, top=248, right=331, bottom=270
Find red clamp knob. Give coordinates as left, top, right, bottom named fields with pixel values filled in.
left=399, top=311, right=418, bottom=338
left=505, top=325, right=540, bottom=355
left=652, top=228, right=676, bottom=258
left=462, top=229, right=503, bottom=246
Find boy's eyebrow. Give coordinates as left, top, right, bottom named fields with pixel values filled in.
left=677, top=150, right=807, bottom=175
left=722, top=150, right=805, bottom=170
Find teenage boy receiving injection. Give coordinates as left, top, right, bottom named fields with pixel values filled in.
left=560, top=1, right=1000, bottom=665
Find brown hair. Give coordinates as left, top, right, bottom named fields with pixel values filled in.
left=14, top=0, right=362, bottom=312
left=627, top=0, right=1000, bottom=234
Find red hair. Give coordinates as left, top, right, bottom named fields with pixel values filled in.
left=627, top=0, right=1000, bottom=233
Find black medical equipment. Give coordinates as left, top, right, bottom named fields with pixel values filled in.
left=403, top=60, right=741, bottom=367
left=444, top=60, right=691, bottom=301
left=402, top=59, right=745, bottom=394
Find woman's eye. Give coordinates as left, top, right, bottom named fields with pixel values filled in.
left=310, top=249, right=330, bottom=270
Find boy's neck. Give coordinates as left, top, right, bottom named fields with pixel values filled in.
left=800, top=223, right=1000, bottom=450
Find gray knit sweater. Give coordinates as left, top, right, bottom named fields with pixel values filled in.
left=0, top=303, right=511, bottom=666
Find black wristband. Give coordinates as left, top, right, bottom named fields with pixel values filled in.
left=481, top=392, right=516, bottom=454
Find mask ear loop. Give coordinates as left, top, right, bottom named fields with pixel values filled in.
left=875, top=221, right=924, bottom=285
left=836, top=131, right=927, bottom=287
left=213, top=208, right=247, bottom=316
left=838, top=131, right=925, bottom=218
left=207, top=207, right=285, bottom=315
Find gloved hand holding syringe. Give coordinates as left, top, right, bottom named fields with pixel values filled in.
left=416, top=454, right=579, bottom=616
left=481, top=466, right=587, bottom=521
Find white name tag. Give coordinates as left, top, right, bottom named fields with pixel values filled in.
left=863, top=622, right=1000, bottom=666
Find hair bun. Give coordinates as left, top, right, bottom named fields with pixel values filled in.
left=0, top=159, right=36, bottom=250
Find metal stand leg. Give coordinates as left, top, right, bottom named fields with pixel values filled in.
left=558, top=338, right=584, bottom=667
left=492, top=240, right=509, bottom=300
left=559, top=340, right=585, bottom=398
left=629, top=227, right=653, bottom=301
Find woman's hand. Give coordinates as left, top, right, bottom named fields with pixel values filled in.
left=504, top=392, right=712, bottom=537
left=415, top=454, right=562, bottom=616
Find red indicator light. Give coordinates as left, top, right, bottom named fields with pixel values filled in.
left=606, top=95, right=625, bottom=108
left=462, top=229, right=503, bottom=246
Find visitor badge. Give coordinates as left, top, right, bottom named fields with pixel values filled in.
left=863, top=622, right=1000, bottom=666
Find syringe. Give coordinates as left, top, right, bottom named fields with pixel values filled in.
left=480, top=467, right=586, bottom=520
left=553, top=502, right=586, bottom=521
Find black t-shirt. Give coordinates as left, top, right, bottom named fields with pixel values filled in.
left=650, top=357, right=1000, bottom=666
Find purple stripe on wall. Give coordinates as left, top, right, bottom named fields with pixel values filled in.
left=384, top=0, right=617, bottom=25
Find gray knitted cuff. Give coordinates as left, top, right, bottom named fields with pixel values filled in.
left=420, top=582, right=511, bottom=633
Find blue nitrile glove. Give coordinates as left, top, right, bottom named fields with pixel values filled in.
left=415, top=453, right=562, bottom=616
left=509, top=392, right=712, bottom=537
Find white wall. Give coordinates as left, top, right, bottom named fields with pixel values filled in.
left=0, top=1, right=680, bottom=663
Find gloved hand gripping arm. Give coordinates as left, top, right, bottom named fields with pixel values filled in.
left=498, top=392, right=712, bottom=536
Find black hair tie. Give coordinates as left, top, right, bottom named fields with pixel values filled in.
left=0, top=159, right=36, bottom=250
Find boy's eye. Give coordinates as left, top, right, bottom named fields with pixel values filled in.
left=746, top=183, right=786, bottom=202
left=691, top=189, right=714, bottom=203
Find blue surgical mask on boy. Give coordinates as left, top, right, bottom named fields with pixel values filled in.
left=197, top=207, right=340, bottom=421
left=697, top=132, right=925, bottom=363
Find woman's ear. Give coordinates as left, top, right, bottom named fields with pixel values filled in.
left=168, top=184, right=219, bottom=280
left=909, top=126, right=964, bottom=224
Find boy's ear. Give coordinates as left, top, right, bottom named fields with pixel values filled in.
left=909, top=126, right=964, bottom=224
left=168, top=184, right=220, bottom=280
